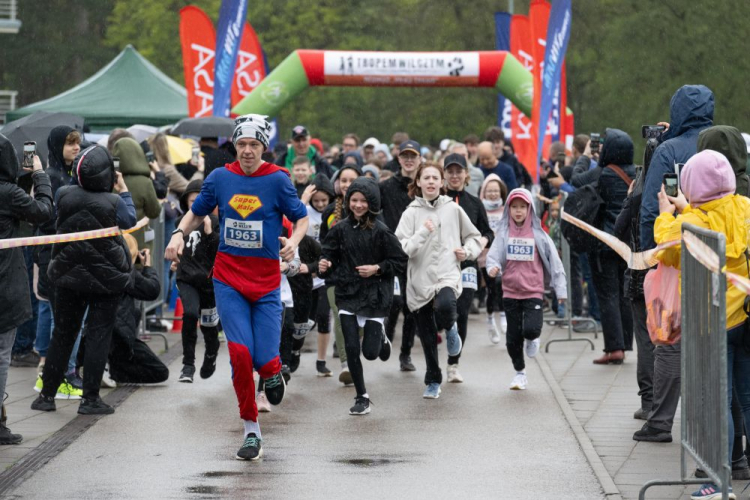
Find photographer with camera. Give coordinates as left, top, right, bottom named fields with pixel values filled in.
left=632, top=85, right=714, bottom=444
left=0, top=134, right=54, bottom=443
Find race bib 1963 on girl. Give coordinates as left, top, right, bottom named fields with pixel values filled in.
left=225, top=218, right=262, bottom=248
left=507, top=237, right=535, bottom=261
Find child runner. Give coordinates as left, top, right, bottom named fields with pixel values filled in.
left=301, top=174, right=336, bottom=377
left=486, top=188, right=567, bottom=390
left=174, top=179, right=220, bottom=383
left=319, top=164, right=362, bottom=385
left=319, top=177, right=407, bottom=414
left=442, top=153, right=494, bottom=383
left=478, top=174, right=508, bottom=343
left=395, top=162, right=482, bottom=399
left=165, top=114, right=309, bottom=461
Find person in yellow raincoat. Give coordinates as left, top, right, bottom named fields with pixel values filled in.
left=655, top=149, right=750, bottom=499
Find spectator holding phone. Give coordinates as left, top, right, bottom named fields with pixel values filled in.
left=0, top=134, right=54, bottom=443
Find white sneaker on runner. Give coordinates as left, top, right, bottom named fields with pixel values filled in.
left=510, top=373, right=527, bottom=390
left=100, top=363, right=117, bottom=388
left=256, top=391, right=271, bottom=413
left=446, top=364, right=464, bottom=383
left=524, top=338, right=540, bottom=358
left=500, top=312, right=507, bottom=334
left=487, top=316, right=501, bottom=344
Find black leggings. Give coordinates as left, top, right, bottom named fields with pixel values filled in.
left=279, top=307, right=302, bottom=366
left=503, top=297, right=543, bottom=372
left=340, top=314, right=383, bottom=397
left=177, top=281, right=220, bottom=367
left=44, top=288, right=120, bottom=401
left=482, top=268, right=504, bottom=314
left=309, top=287, right=330, bottom=333
left=448, top=287, right=475, bottom=365
left=414, top=287, right=457, bottom=385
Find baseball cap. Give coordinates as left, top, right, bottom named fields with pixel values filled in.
left=291, top=125, right=309, bottom=139
left=443, top=153, right=467, bottom=169
left=399, top=140, right=421, bottom=156
left=363, top=137, right=380, bottom=148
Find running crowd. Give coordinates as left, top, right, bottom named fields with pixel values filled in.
left=1, top=83, right=750, bottom=499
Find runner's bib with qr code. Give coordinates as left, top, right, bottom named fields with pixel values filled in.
left=393, top=277, right=401, bottom=296
left=225, top=218, right=262, bottom=249
left=507, top=237, right=535, bottom=261
left=461, top=267, right=478, bottom=290
left=200, top=307, right=219, bottom=327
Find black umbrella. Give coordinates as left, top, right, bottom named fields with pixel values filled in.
left=171, top=116, right=234, bottom=138
left=0, top=111, right=84, bottom=167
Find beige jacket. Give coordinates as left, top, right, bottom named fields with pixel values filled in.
left=395, top=195, right=482, bottom=312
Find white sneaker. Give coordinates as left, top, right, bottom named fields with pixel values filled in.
left=499, top=312, right=507, bottom=334
left=101, top=363, right=117, bottom=388
left=510, top=373, right=527, bottom=390
left=446, top=364, right=464, bottom=383
left=487, top=316, right=501, bottom=345
left=256, top=391, right=271, bottom=413
left=524, top=338, right=540, bottom=358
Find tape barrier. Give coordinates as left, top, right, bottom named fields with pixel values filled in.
left=561, top=209, right=680, bottom=270
left=0, top=217, right=150, bottom=251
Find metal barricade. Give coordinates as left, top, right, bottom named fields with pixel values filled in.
left=639, top=223, right=730, bottom=499
left=545, top=235, right=596, bottom=352
left=138, top=206, right=169, bottom=351
left=544, top=194, right=597, bottom=352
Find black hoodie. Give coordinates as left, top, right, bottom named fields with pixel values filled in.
left=0, top=133, right=54, bottom=330
left=176, top=180, right=219, bottom=288
left=48, top=146, right=132, bottom=295
left=319, top=177, right=408, bottom=317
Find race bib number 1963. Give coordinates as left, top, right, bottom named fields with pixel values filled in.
left=225, top=218, right=262, bottom=249
left=507, top=237, right=535, bottom=262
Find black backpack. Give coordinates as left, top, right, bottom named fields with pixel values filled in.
left=561, top=164, right=632, bottom=253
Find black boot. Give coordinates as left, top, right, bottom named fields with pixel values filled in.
left=0, top=406, right=22, bottom=445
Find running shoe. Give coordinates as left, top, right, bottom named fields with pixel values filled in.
left=256, top=391, right=271, bottom=413
left=446, top=364, right=463, bottom=383
left=179, top=365, right=195, bottom=383
left=78, top=396, right=114, bottom=415
left=524, top=338, right=541, bottom=358
left=510, top=373, right=527, bottom=390
left=446, top=323, right=462, bottom=357
left=690, top=484, right=735, bottom=500
left=316, top=360, right=332, bottom=377
left=499, top=312, right=508, bottom=334
left=379, top=332, right=392, bottom=362
left=339, top=367, right=353, bottom=385
left=200, top=353, right=218, bottom=379
left=423, top=383, right=441, bottom=399
left=0, top=422, right=22, bottom=445
left=290, top=351, right=301, bottom=373
left=349, top=396, right=371, bottom=416
left=487, top=315, right=501, bottom=345
left=236, top=433, right=263, bottom=461
left=34, top=376, right=83, bottom=400
left=30, top=395, right=55, bottom=412
left=65, top=370, right=83, bottom=390
left=281, top=364, right=292, bottom=383
left=399, top=354, right=416, bottom=372
left=101, top=363, right=117, bottom=388
left=263, top=373, right=286, bottom=405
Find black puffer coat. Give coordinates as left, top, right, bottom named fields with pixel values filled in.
left=320, top=177, right=408, bottom=317
left=0, top=134, right=54, bottom=331
left=597, top=129, right=636, bottom=238
left=48, top=146, right=132, bottom=295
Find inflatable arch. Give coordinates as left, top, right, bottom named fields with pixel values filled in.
left=232, top=50, right=547, bottom=118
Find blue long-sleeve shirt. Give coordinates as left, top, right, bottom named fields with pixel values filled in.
left=117, top=192, right=137, bottom=228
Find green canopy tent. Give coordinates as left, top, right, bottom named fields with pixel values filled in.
left=6, top=45, right=187, bottom=130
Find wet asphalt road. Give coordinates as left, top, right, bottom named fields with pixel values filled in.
left=10, top=316, right=602, bottom=499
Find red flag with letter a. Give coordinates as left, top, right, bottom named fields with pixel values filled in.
left=510, top=15, right=536, bottom=180
left=559, top=61, right=574, bottom=151
left=530, top=0, right=551, bottom=172
left=179, top=6, right=216, bottom=118
left=230, top=22, right=267, bottom=112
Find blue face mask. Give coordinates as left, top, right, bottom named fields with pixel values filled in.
left=483, top=198, right=503, bottom=211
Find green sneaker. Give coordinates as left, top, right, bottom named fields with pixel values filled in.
left=34, top=376, right=83, bottom=400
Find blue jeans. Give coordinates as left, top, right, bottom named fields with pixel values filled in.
left=13, top=248, right=37, bottom=355
left=727, top=323, right=750, bottom=464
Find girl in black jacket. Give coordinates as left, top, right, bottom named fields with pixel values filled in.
left=319, top=177, right=408, bottom=415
